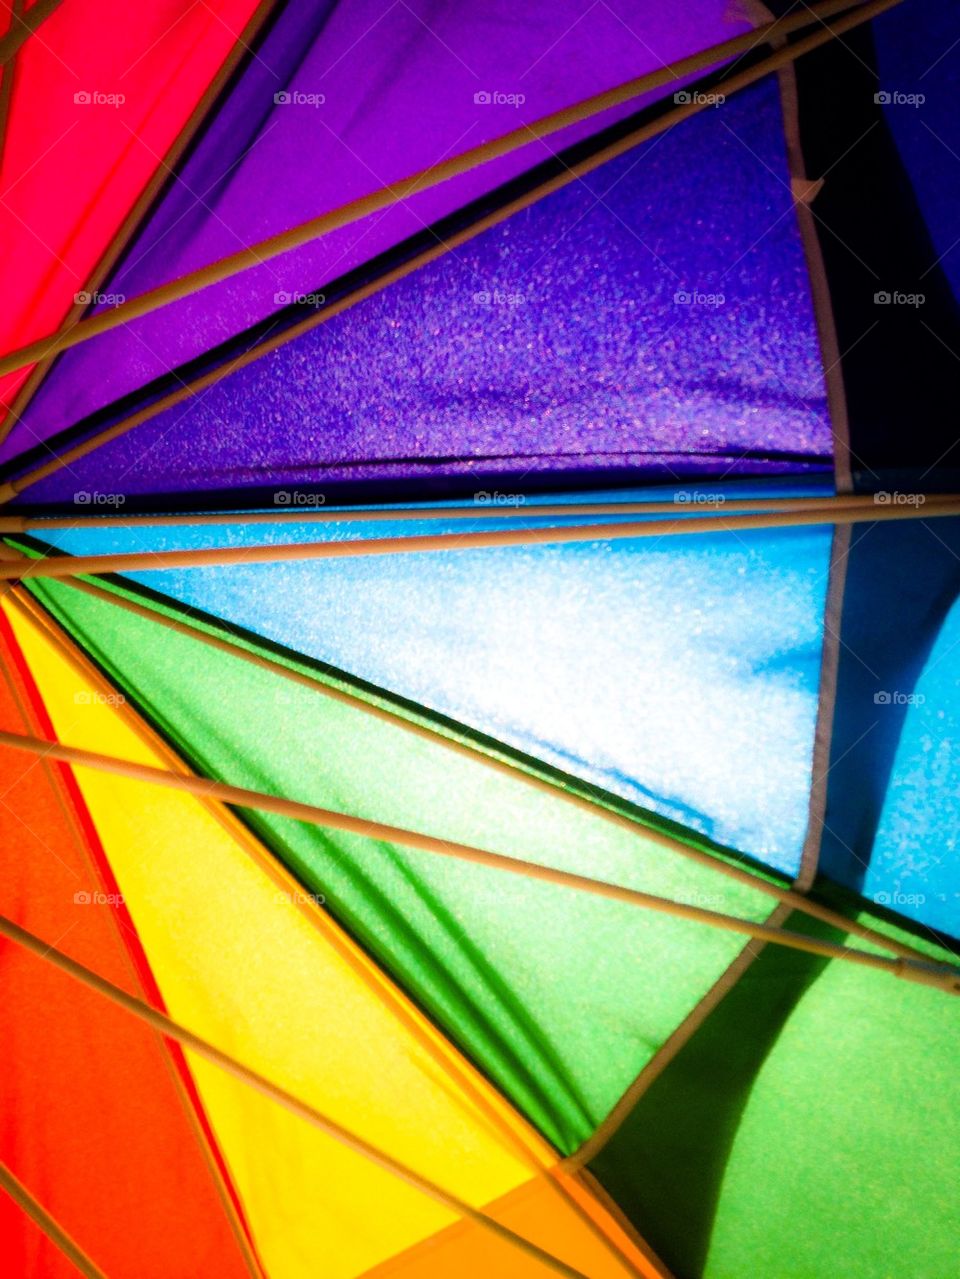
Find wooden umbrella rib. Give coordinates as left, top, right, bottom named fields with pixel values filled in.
left=0, top=1161, right=107, bottom=1279
left=0, top=0, right=63, bottom=65
left=31, top=568, right=938, bottom=966
left=0, top=729, right=956, bottom=994
left=0, top=492, right=905, bottom=533
left=0, top=917, right=588, bottom=1279
left=1, top=497, right=958, bottom=581
left=0, top=2, right=24, bottom=169
left=0, top=0, right=899, bottom=387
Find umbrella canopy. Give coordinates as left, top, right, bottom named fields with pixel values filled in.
left=1, top=2, right=958, bottom=1277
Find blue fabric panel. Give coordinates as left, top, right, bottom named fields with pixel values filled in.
left=29, top=481, right=832, bottom=873
left=820, top=516, right=960, bottom=937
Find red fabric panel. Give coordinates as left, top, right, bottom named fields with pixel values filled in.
left=0, top=0, right=262, bottom=417
left=0, top=1190, right=76, bottom=1279
left=0, top=607, right=255, bottom=1279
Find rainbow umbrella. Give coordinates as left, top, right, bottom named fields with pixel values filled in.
left=1, top=1, right=958, bottom=1276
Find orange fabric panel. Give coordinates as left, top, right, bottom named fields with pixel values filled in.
left=359, top=1174, right=660, bottom=1278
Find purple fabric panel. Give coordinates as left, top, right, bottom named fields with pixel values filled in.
left=15, top=76, right=833, bottom=508
left=3, top=0, right=749, bottom=461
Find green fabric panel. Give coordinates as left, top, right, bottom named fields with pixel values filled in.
left=589, top=903, right=960, bottom=1277
left=27, top=573, right=776, bottom=1154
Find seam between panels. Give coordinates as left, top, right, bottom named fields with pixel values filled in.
left=563, top=902, right=792, bottom=1170
left=796, top=521, right=851, bottom=890
left=0, top=599, right=270, bottom=1279
left=774, top=28, right=854, bottom=494
left=571, top=1168, right=679, bottom=1279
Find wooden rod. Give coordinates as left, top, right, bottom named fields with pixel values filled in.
left=2, top=497, right=957, bottom=581
left=0, top=0, right=898, bottom=384
left=38, top=569, right=938, bottom=966
left=0, top=1161, right=107, bottom=1279
left=0, top=730, right=956, bottom=993
left=0, top=0, right=63, bottom=64
left=0, top=492, right=901, bottom=533
left=0, top=916, right=587, bottom=1279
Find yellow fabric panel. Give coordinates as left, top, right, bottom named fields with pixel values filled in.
left=7, top=601, right=596, bottom=1279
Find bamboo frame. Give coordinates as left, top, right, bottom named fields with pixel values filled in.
left=0, top=916, right=588, bottom=1279
left=20, top=565, right=936, bottom=967
left=0, top=728, right=956, bottom=993
left=2, top=496, right=957, bottom=581
left=0, top=0, right=900, bottom=390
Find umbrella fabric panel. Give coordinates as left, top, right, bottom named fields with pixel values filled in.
left=873, top=0, right=960, bottom=301
left=0, top=613, right=255, bottom=1279
left=9, top=75, right=833, bottom=505
left=24, top=498, right=833, bottom=876
left=864, top=589, right=960, bottom=935
left=21, top=570, right=777, bottom=1154
left=4, top=0, right=753, bottom=456
left=587, top=900, right=960, bottom=1279
left=0, top=1198, right=77, bottom=1279
left=818, top=517, right=960, bottom=937
left=0, top=0, right=262, bottom=422
left=4, top=597, right=654, bottom=1279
